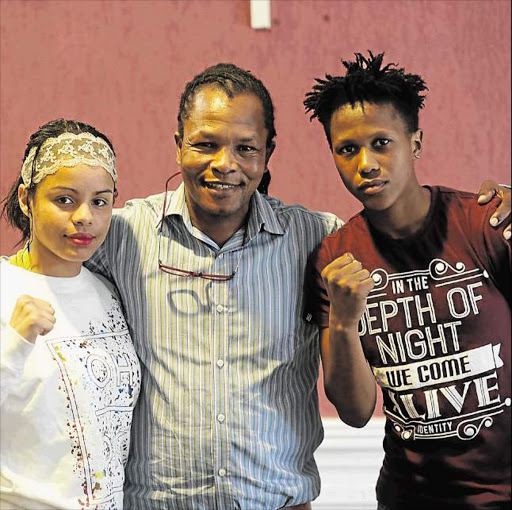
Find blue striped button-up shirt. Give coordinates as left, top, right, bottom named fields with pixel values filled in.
left=86, top=184, right=341, bottom=510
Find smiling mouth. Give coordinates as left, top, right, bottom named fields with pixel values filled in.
left=204, top=182, right=241, bottom=190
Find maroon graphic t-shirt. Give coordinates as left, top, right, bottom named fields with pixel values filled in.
left=307, top=186, right=511, bottom=509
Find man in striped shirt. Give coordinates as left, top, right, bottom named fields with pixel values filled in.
left=86, top=63, right=510, bottom=510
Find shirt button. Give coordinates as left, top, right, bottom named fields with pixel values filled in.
left=216, top=304, right=224, bottom=313
left=217, top=413, right=225, bottom=423
left=218, top=468, right=227, bottom=477
left=216, top=359, right=225, bottom=368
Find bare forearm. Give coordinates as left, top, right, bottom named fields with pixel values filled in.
left=319, top=252, right=377, bottom=427
left=321, top=325, right=377, bottom=427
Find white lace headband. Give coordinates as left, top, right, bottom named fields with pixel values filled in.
left=20, top=132, right=117, bottom=186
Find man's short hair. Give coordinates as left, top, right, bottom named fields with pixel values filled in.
left=177, top=63, right=276, bottom=148
left=304, top=51, right=428, bottom=147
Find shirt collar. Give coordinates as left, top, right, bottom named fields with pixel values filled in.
left=247, top=188, right=285, bottom=239
left=163, top=183, right=194, bottom=231
left=161, top=183, right=285, bottom=241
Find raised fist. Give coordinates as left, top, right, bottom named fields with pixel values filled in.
left=9, top=295, right=56, bottom=343
left=321, top=253, right=374, bottom=330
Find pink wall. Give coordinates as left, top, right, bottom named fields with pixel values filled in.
left=1, top=0, right=510, bottom=416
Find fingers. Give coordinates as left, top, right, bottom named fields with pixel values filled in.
left=489, top=186, right=511, bottom=240
left=340, top=272, right=375, bottom=298
left=323, top=253, right=372, bottom=281
left=15, top=295, right=55, bottom=316
left=477, top=180, right=497, bottom=205
left=35, top=316, right=56, bottom=336
left=321, top=253, right=375, bottom=296
left=476, top=181, right=511, bottom=240
left=490, top=206, right=512, bottom=230
left=321, top=253, right=374, bottom=329
left=323, top=252, right=360, bottom=273
left=9, top=295, right=56, bottom=343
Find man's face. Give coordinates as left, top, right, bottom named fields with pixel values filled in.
left=176, top=86, right=271, bottom=233
left=329, top=101, right=422, bottom=212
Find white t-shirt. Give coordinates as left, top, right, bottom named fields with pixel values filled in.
left=0, top=260, right=141, bottom=510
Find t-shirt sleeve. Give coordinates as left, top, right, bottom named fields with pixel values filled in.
left=0, top=320, right=35, bottom=406
left=304, top=240, right=334, bottom=329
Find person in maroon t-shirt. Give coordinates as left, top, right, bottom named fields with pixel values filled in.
left=303, top=52, right=511, bottom=509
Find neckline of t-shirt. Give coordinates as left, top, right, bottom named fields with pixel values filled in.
left=364, top=185, right=439, bottom=245
left=0, top=258, right=89, bottom=288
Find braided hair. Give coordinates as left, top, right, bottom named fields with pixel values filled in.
left=304, top=51, right=428, bottom=147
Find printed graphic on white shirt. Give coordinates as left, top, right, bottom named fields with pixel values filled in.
left=47, top=328, right=139, bottom=509
left=359, top=258, right=511, bottom=441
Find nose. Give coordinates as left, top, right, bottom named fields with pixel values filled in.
left=357, top=148, right=380, bottom=177
left=211, top=147, right=237, bottom=174
left=71, top=202, right=93, bottom=226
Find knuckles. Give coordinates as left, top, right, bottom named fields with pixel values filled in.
left=14, top=295, right=55, bottom=321
left=16, top=295, right=33, bottom=306
left=321, top=257, right=374, bottom=299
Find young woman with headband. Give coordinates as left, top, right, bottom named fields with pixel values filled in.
left=0, top=119, right=140, bottom=509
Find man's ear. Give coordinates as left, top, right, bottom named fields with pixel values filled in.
left=174, top=132, right=182, bottom=165
left=412, top=129, right=423, bottom=159
left=18, top=184, right=30, bottom=217
left=265, top=141, right=276, bottom=167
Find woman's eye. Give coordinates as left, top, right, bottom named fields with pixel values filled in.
left=56, top=196, right=73, bottom=205
left=338, top=145, right=355, bottom=155
left=93, top=198, right=108, bottom=207
left=375, top=139, right=390, bottom=147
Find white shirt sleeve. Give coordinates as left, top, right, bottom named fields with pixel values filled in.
left=0, top=319, right=35, bottom=406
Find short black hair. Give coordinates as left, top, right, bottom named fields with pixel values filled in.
left=177, top=63, right=276, bottom=148
left=304, top=51, right=428, bottom=147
